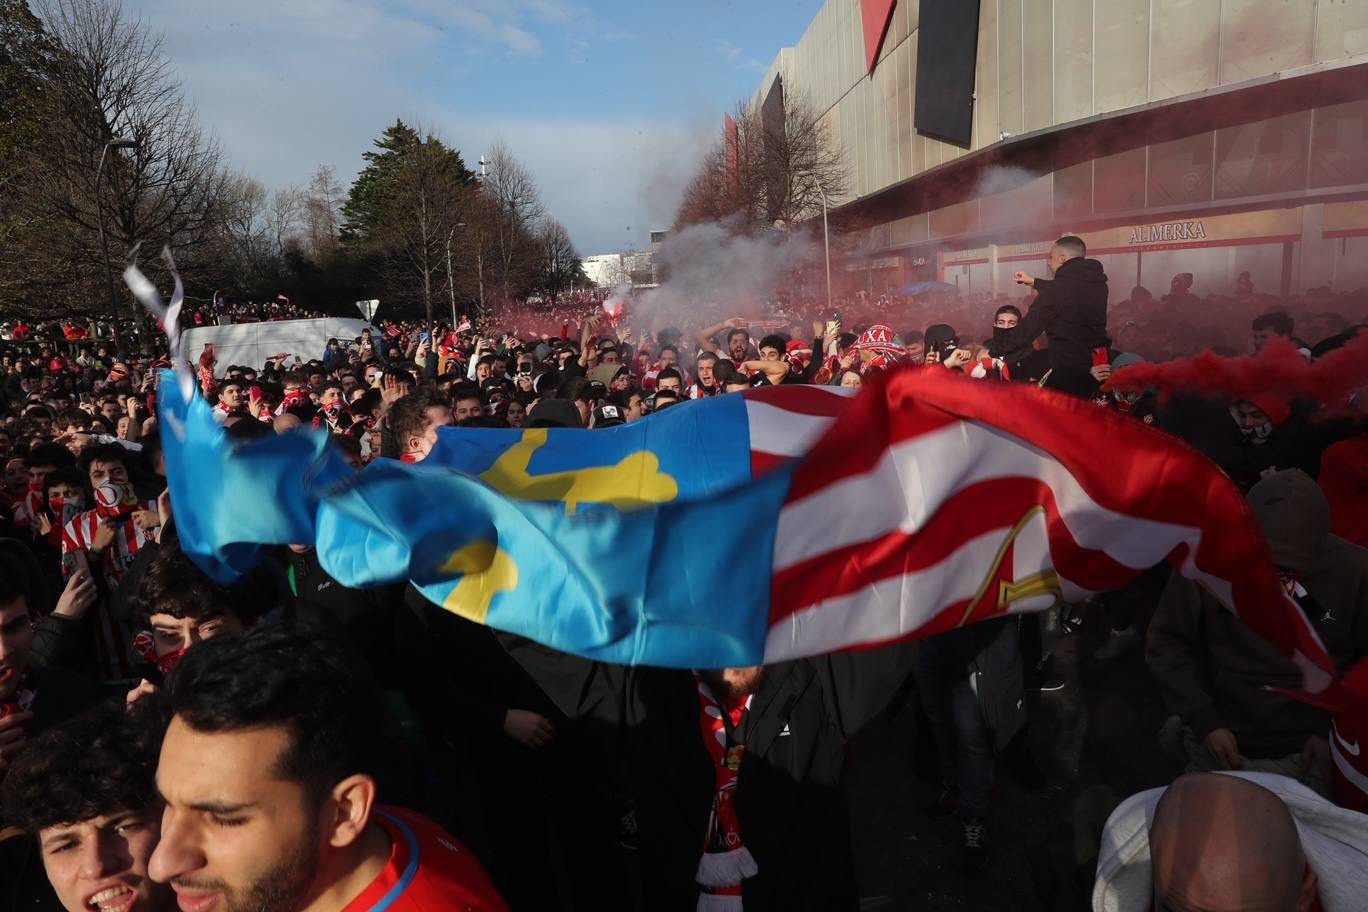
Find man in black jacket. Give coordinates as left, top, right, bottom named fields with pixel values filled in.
left=0, top=539, right=100, bottom=776
left=989, top=235, right=1110, bottom=398
left=498, top=635, right=917, bottom=911
left=0, top=538, right=103, bottom=909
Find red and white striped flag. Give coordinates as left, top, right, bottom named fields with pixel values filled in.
left=757, top=368, right=1337, bottom=694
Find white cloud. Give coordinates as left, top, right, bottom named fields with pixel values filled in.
left=716, top=38, right=743, bottom=62
left=408, top=1, right=543, bottom=56
left=438, top=116, right=716, bottom=254
left=522, top=0, right=577, bottom=24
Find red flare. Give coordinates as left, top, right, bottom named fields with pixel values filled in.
left=1106, top=335, right=1368, bottom=406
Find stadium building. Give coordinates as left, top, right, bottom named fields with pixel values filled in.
left=751, top=0, right=1368, bottom=302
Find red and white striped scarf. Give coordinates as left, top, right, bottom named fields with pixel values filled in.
left=695, top=677, right=757, bottom=910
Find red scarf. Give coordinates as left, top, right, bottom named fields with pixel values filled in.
left=133, top=631, right=188, bottom=677
left=0, top=676, right=36, bottom=733
left=198, top=347, right=217, bottom=397
left=278, top=389, right=311, bottom=414
left=46, top=496, right=85, bottom=547
left=695, top=677, right=757, bottom=909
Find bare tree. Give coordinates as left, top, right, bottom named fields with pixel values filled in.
left=532, top=217, right=582, bottom=297
left=0, top=0, right=62, bottom=306
left=220, top=174, right=269, bottom=278
left=267, top=185, right=301, bottom=257
left=674, top=92, right=846, bottom=234
left=756, top=90, right=847, bottom=227
left=302, top=163, right=343, bottom=260
left=483, top=139, right=546, bottom=297
left=674, top=143, right=750, bottom=230
left=24, top=0, right=229, bottom=317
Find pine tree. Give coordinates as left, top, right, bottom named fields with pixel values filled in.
left=338, top=119, right=422, bottom=244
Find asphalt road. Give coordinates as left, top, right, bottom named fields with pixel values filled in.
left=847, top=590, right=1181, bottom=911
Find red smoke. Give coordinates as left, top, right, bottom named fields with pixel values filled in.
left=1106, top=334, right=1368, bottom=404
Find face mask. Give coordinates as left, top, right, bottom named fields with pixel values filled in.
left=1113, top=391, right=1142, bottom=414
left=155, top=647, right=187, bottom=677
left=281, top=390, right=310, bottom=411
left=93, top=480, right=138, bottom=518
left=1230, top=407, right=1273, bottom=441
left=133, top=632, right=188, bottom=677
left=48, top=495, right=86, bottom=529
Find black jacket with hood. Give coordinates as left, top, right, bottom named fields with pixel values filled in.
left=1146, top=470, right=1368, bottom=757
left=989, top=256, right=1110, bottom=397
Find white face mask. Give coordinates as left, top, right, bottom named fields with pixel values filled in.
left=1113, top=390, right=1142, bottom=412
left=1230, top=406, right=1273, bottom=440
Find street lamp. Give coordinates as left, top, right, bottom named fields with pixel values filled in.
left=96, top=137, right=139, bottom=358
left=808, top=174, right=833, bottom=315
left=447, top=222, right=467, bottom=330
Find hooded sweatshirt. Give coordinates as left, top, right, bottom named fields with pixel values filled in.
left=1145, top=470, right=1368, bottom=757
left=1093, top=771, right=1368, bottom=912
left=988, top=256, right=1109, bottom=397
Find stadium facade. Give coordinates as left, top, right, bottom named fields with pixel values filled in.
left=752, top=0, right=1368, bottom=302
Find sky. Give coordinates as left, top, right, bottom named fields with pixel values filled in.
left=121, top=0, right=825, bottom=256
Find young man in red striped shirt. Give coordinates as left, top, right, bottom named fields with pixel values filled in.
left=58, top=444, right=159, bottom=682
left=149, top=624, right=507, bottom=912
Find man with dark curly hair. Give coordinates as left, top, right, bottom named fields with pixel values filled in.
left=30, top=539, right=269, bottom=689
left=1, top=699, right=172, bottom=912
left=147, top=624, right=507, bottom=912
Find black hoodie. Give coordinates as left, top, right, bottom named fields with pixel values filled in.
left=989, top=256, right=1110, bottom=397
left=1146, top=470, right=1368, bottom=757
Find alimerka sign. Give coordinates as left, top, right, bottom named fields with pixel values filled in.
left=1128, top=220, right=1208, bottom=244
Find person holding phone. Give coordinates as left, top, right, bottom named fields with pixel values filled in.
left=56, top=445, right=160, bottom=683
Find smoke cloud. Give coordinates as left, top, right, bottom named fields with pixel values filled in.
left=1107, top=334, right=1368, bottom=405
left=623, top=219, right=817, bottom=331
left=975, top=164, right=1037, bottom=198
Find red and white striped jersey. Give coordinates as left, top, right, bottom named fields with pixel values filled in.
left=61, top=502, right=159, bottom=589
left=10, top=490, right=42, bottom=530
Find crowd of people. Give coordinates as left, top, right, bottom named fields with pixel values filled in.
left=1, top=233, right=1367, bottom=911
left=0, top=298, right=329, bottom=350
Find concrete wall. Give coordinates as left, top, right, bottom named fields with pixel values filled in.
left=761, top=0, right=1368, bottom=206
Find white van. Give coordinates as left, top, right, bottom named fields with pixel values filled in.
left=182, top=317, right=379, bottom=377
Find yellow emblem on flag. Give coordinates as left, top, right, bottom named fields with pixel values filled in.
left=958, top=507, right=1062, bottom=627
left=479, top=427, right=679, bottom=513
left=439, top=540, right=519, bottom=624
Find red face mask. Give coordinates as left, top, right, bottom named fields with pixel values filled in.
left=155, top=647, right=187, bottom=677
left=133, top=631, right=188, bottom=677
left=281, top=390, right=310, bottom=411
left=0, top=681, right=35, bottom=734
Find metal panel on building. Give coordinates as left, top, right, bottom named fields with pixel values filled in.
left=1094, top=0, right=1150, bottom=115
left=749, top=0, right=1368, bottom=295
left=1220, top=0, right=1315, bottom=84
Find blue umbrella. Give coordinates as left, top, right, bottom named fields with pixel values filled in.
left=894, top=281, right=959, bottom=295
